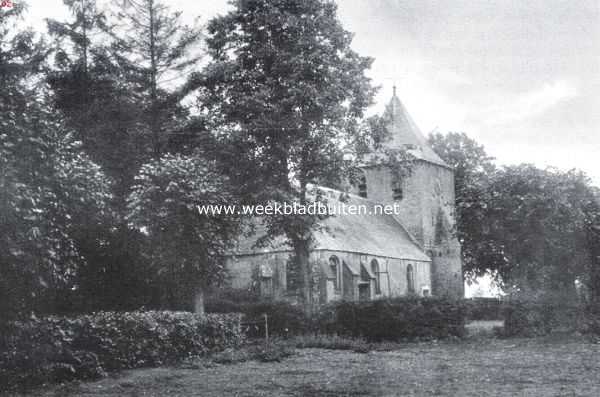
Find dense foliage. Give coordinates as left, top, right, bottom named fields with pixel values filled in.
left=429, top=132, right=600, bottom=301
left=127, top=154, right=241, bottom=310
left=1, top=3, right=114, bottom=320
left=322, top=297, right=467, bottom=341
left=0, top=311, right=242, bottom=391
left=501, top=301, right=584, bottom=337
left=207, top=298, right=309, bottom=337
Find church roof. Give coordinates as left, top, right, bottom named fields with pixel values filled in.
left=229, top=188, right=431, bottom=262
left=381, top=88, right=449, bottom=168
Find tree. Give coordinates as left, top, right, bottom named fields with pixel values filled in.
left=126, top=153, right=240, bottom=313
left=45, top=1, right=162, bottom=312
left=47, top=0, right=150, bottom=199
left=0, top=5, right=113, bottom=316
left=108, top=0, right=203, bottom=158
left=486, top=166, right=599, bottom=301
left=197, top=0, right=378, bottom=309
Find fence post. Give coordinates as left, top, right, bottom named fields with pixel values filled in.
left=264, top=313, right=269, bottom=347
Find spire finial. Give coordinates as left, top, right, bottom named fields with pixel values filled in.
left=392, top=84, right=397, bottom=97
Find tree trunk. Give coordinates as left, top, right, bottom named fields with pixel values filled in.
left=293, top=238, right=312, bottom=313
left=194, top=287, right=205, bottom=315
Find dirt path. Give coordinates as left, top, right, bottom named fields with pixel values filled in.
left=16, top=337, right=600, bottom=397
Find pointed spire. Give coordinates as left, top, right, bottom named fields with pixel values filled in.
left=382, top=89, right=449, bottom=168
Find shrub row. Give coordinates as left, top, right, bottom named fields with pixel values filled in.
left=207, top=299, right=308, bottom=337
left=0, top=311, right=242, bottom=392
left=501, top=301, right=584, bottom=337
left=208, top=296, right=467, bottom=341
left=321, top=297, right=467, bottom=341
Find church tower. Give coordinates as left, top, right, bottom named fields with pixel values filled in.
left=352, top=88, right=464, bottom=298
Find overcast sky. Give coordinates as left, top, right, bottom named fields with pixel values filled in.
left=23, top=0, right=600, bottom=185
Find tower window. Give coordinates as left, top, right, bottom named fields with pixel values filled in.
left=358, top=174, right=367, bottom=198
left=392, top=180, right=403, bottom=201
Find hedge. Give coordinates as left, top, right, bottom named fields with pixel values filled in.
left=0, top=311, right=242, bottom=392
left=207, top=299, right=308, bottom=337
left=208, top=296, right=467, bottom=341
left=501, top=301, right=584, bottom=337
left=319, top=297, right=467, bottom=341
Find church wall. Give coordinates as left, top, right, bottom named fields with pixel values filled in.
left=225, top=249, right=433, bottom=303
left=311, top=250, right=432, bottom=300
left=226, top=251, right=290, bottom=300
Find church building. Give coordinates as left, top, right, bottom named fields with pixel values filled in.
left=225, top=90, right=464, bottom=303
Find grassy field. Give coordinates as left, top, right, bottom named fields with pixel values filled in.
left=14, top=335, right=600, bottom=397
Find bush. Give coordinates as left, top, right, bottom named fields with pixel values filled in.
left=208, top=296, right=467, bottom=342
left=0, top=311, right=242, bottom=392
left=502, top=301, right=583, bottom=337
left=317, top=297, right=467, bottom=342
left=207, top=299, right=309, bottom=337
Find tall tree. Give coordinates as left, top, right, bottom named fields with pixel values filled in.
left=108, top=0, right=203, bottom=157
left=1, top=3, right=112, bottom=319
left=47, top=0, right=145, bottom=201
left=46, top=1, right=157, bottom=312
left=486, top=166, right=599, bottom=300
left=198, top=0, right=378, bottom=309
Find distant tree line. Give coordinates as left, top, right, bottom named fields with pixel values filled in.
left=429, top=132, right=600, bottom=303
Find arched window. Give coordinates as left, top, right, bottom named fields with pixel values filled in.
left=371, top=259, right=381, bottom=294
left=406, top=264, right=415, bottom=294
left=357, top=173, right=367, bottom=198
left=329, top=256, right=341, bottom=293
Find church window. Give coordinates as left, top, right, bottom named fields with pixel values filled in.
left=371, top=259, right=381, bottom=294
left=392, top=179, right=403, bottom=201
left=406, top=264, right=415, bottom=294
left=358, top=174, right=367, bottom=198
left=259, top=264, right=274, bottom=297
left=329, top=256, right=341, bottom=293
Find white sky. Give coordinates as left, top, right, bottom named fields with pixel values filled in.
left=20, top=0, right=600, bottom=186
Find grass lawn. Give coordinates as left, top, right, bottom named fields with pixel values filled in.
left=14, top=336, right=600, bottom=397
